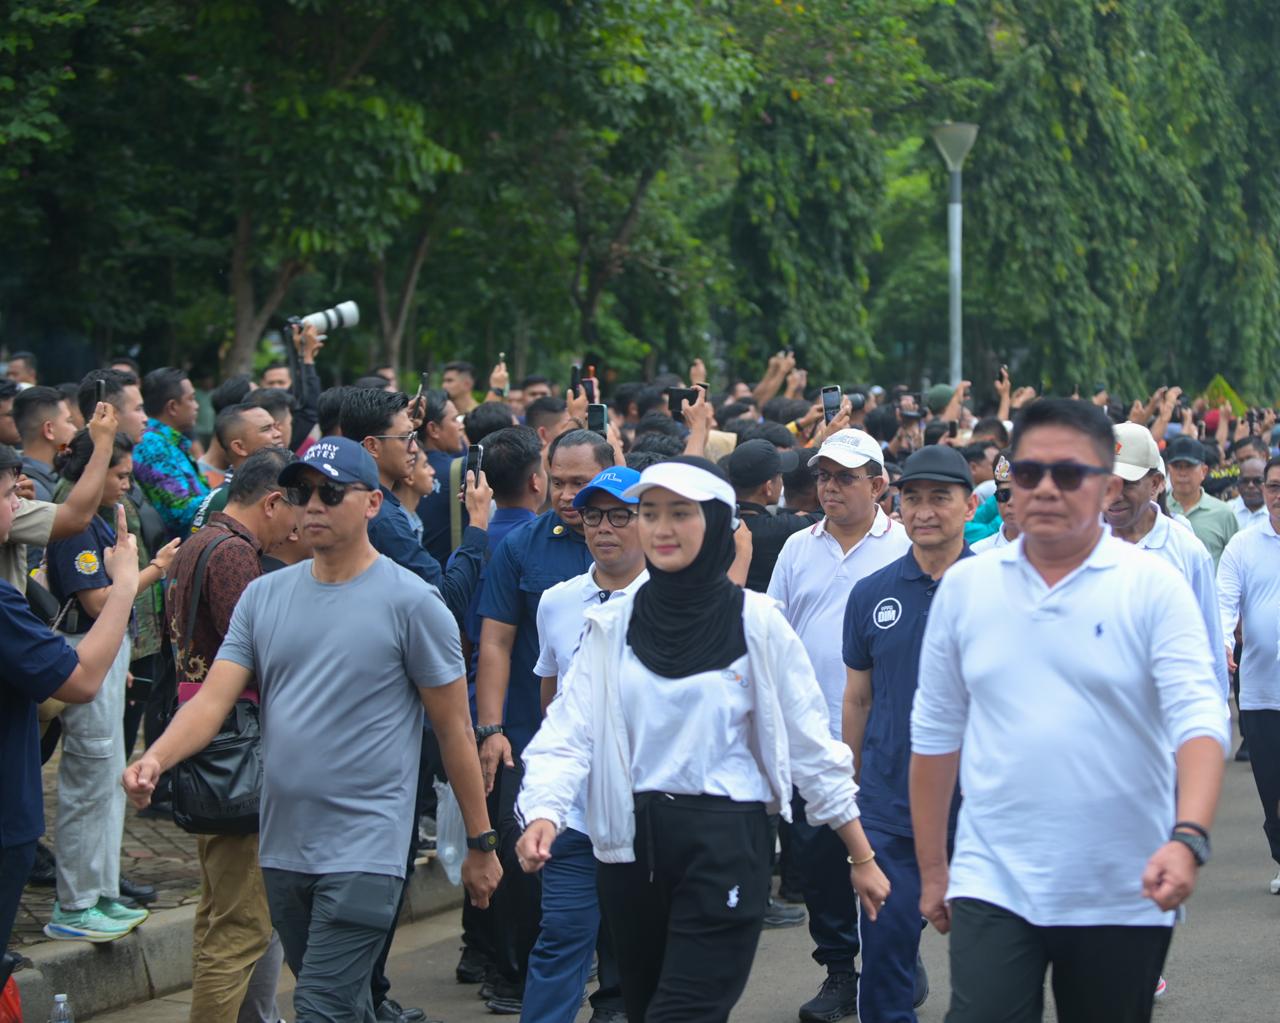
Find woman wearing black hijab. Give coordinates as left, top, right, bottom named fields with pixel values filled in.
left=516, top=457, right=890, bottom=1022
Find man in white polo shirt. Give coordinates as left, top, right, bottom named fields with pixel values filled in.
left=767, top=428, right=909, bottom=1022
left=911, top=399, right=1228, bottom=1023
left=1217, top=454, right=1280, bottom=896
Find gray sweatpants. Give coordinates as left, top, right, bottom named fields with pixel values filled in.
left=55, top=633, right=131, bottom=911
left=262, top=869, right=401, bottom=1023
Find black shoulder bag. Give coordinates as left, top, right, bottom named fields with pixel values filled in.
left=170, top=531, right=263, bottom=835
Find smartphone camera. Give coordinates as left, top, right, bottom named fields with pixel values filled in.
left=821, top=385, right=842, bottom=425
left=587, top=403, right=608, bottom=437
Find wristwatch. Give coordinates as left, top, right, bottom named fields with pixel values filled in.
left=467, top=830, right=499, bottom=853
left=1170, top=823, right=1211, bottom=866
left=474, top=724, right=504, bottom=742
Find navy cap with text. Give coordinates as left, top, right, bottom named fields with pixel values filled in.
left=278, top=436, right=379, bottom=489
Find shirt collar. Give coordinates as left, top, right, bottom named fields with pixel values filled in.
left=1001, top=528, right=1120, bottom=571
left=813, top=505, right=892, bottom=540
left=492, top=506, right=536, bottom=524
left=547, top=513, right=586, bottom=542
left=900, top=544, right=973, bottom=582
left=1135, top=503, right=1170, bottom=551
left=209, top=511, right=264, bottom=554
left=146, top=417, right=191, bottom=452
left=580, top=566, right=649, bottom=604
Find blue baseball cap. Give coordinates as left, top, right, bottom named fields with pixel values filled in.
left=278, top=436, right=380, bottom=490
left=572, top=466, right=642, bottom=509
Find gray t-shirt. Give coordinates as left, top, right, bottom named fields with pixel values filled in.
left=218, top=555, right=463, bottom=878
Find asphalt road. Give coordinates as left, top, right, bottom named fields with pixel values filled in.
left=98, top=757, right=1279, bottom=1022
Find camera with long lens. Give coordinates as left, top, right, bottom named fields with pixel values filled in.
left=295, top=300, right=359, bottom=336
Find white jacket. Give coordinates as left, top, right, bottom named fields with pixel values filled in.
left=517, top=589, right=861, bottom=863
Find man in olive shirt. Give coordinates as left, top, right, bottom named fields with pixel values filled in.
left=1166, top=435, right=1238, bottom=566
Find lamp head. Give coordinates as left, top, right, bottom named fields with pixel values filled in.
left=932, top=121, right=979, bottom=171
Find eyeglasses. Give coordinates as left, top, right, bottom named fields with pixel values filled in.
left=284, top=481, right=371, bottom=507
left=994, top=488, right=1013, bottom=504
left=1265, top=483, right=1280, bottom=495
left=370, top=431, right=418, bottom=447
left=813, top=470, right=872, bottom=487
left=580, top=506, right=638, bottom=528
left=1010, top=460, right=1111, bottom=491
left=1239, top=476, right=1264, bottom=487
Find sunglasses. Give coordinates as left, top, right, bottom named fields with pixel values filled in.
left=580, top=506, right=638, bottom=528
left=994, top=488, right=1013, bottom=504
left=285, top=481, right=371, bottom=507
left=1010, top=460, right=1111, bottom=492
left=1239, top=476, right=1264, bottom=487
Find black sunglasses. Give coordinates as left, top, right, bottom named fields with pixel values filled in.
left=285, top=481, right=370, bottom=507
left=1010, top=460, right=1111, bottom=492
left=994, top=488, right=1013, bottom=504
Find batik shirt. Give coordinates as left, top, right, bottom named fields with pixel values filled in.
left=134, top=418, right=210, bottom=538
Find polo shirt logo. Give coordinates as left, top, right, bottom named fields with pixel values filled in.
left=873, top=597, right=902, bottom=630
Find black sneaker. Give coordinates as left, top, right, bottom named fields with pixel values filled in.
left=799, top=970, right=858, bottom=1022
left=1235, top=739, right=1251, bottom=762
left=119, top=876, right=158, bottom=905
left=913, top=955, right=929, bottom=1009
left=375, top=998, right=434, bottom=1023
left=776, top=883, right=806, bottom=904
left=587, top=1010, right=627, bottom=1023
left=456, top=946, right=490, bottom=984
left=485, top=979, right=523, bottom=1016
left=763, top=898, right=807, bottom=929
left=27, top=841, right=56, bottom=887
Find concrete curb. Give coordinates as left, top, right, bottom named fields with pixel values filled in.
left=15, top=859, right=464, bottom=1021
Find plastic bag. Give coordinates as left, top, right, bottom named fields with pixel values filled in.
left=0, top=975, right=22, bottom=1023
left=433, top=779, right=465, bottom=886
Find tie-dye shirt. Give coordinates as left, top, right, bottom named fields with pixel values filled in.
left=134, top=418, right=210, bottom=538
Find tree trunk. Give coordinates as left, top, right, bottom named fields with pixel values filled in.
left=374, top=220, right=434, bottom=372
left=224, top=211, right=301, bottom=376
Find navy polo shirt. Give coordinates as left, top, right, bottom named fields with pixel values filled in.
left=46, top=514, right=116, bottom=633
left=370, top=485, right=485, bottom=624
left=462, top=507, right=538, bottom=685
left=842, top=546, right=971, bottom=837
left=417, top=448, right=470, bottom=566
left=1, top=580, right=79, bottom=846
left=477, top=511, right=591, bottom=754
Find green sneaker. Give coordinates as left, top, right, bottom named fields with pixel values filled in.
left=43, top=903, right=136, bottom=943
left=96, top=897, right=149, bottom=926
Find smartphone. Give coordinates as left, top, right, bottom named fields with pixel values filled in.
left=948, top=421, right=959, bottom=439
left=570, top=364, right=582, bottom=398
left=94, top=378, right=107, bottom=405
left=821, top=385, right=842, bottom=425
left=463, top=444, right=484, bottom=501
left=666, top=387, right=699, bottom=425
left=587, top=403, right=608, bottom=437
left=583, top=364, right=597, bottom=404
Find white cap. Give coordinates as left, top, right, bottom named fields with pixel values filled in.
left=807, top=428, right=884, bottom=470
left=1113, top=422, right=1161, bottom=482
left=623, top=461, right=736, bottom=512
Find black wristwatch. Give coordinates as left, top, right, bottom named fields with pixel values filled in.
left=474, top=724, right=504, bottom=743
left=467, top=830, right=499, bottom=853
left=1170, top=822, right=1211, bottom=866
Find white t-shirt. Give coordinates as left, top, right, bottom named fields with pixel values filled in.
left=912, top=533, right=1228, bottom=927
left=1217, top=518, right=1280, bottom=711
left=971, top=524, right=1014, bottom=554
left=532, top=565, right=648, bottom=834
left=767, top=509, right=909, bottom=737
left=618, top=648, right=772, bottom=803
left=1229, top=495, right=1268, bottom=533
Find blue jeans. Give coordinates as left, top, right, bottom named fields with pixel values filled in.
left=522, top=828, right=623, bottom=1023
left=856, top=828, right=923, bottom=1023
left=790, top=792, right=860, bottom=971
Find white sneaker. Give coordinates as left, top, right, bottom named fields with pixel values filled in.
left=1269, top=868, right=1280, bottom=894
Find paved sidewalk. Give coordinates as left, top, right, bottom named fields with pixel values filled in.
left=13, top=754, right=204, bottom=947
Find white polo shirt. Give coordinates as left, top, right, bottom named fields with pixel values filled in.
left=1130, top=508, right=1230, bottom=700
left=767, top=508, right=910, bottom=737
left=531, top=565, right=648, bottom=834
left=1217, top=518, right=1280, bottom=711
left=971, top=523, right=1014, bottom=554
left=1229, top=495, right=1268, bottom=532
left=912, top=533, right=1229, bottom=927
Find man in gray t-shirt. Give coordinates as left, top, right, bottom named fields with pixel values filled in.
left=124, top=437, right=501, bottom=1023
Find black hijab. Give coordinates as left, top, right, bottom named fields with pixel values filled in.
left=626, top=458, right=747, bottom=678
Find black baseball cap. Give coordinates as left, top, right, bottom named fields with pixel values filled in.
left=1165, top=434, right=1205, bottom=466
left=726, top=439, right=799, bottom=490
left=895, top=445, right=974, bottom=490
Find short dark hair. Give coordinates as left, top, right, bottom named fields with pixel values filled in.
left=864, top=405, right=899, bottom=444
left=0, top=381, right=19, bottom=404
left=624, top=449, right=668, bottom=471
left=210, top=373, right=255, bottom=413
left=56, top=428, right=133, bottom=480
left=611, top=381, right=645, bottom=417
left=214, top=404, right=258, bottom=449
left=442, top=360, right=474, bottom=377
left=479, top=426, right=542, bottom=502
left=317, top=386, right=352, bottom=435
left=762, top=396, right=809, bottom=425
left=420, top=388, right=451, bottom=427
left=519, top=374, right=550, bottom=391
left=525, top=395, right=568, bottom=432
left=246, top=387, right=297, bottom=418
left=13, top=386, right=67, bottom=441
left=634, top=411, right=683, bottom=440
left=262, top=362, right=287, bottom=374
left=1011, top=397, right=1115, bottom=470
left=465, top=402, right=515, bottom=445
left=353, top=375, right=392, bottom=390
left=0, top=443, right=21, bottom=475
left=782, top=460, right=817, bottom=499
left=715, top=401, right=755, bottom=428
left=923, top=421, right=950, bottom=447
left=971, top=416, right=1010, bottom=447
left=56, top=382, right=80, bottom=409
left=77, top=369, right=137, bottom=423
left=107, top=355, right=141, bottom=376
left=635, top=386, right=668, bottom=419
left=142, top=367, right=189, bottom=418
left=1232, top=435, right=1267, bottom=459
left=547, top=428, right=614, bottom=472
left=341, top=387, right=408, bottom=442
left=962, top=441, right=998, bottom=465
left=228, top=447, right=296, bottom=504
left=740, top=421, right=796, bottom=449
left=9, top=351, right=36, bottom=373
left=629, top=431, right=685, bottom=459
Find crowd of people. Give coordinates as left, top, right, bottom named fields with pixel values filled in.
left=1, top=337, right=1276, bottom=1023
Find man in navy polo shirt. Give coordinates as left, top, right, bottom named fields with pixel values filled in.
left=0, top=444, right=139, bottom=965
left=472, top=428, right=614, bottom=1013
left=842, top=446, right=976, bottom=1022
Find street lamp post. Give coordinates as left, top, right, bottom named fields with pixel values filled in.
left=931, top=122, right=978, bottom=388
